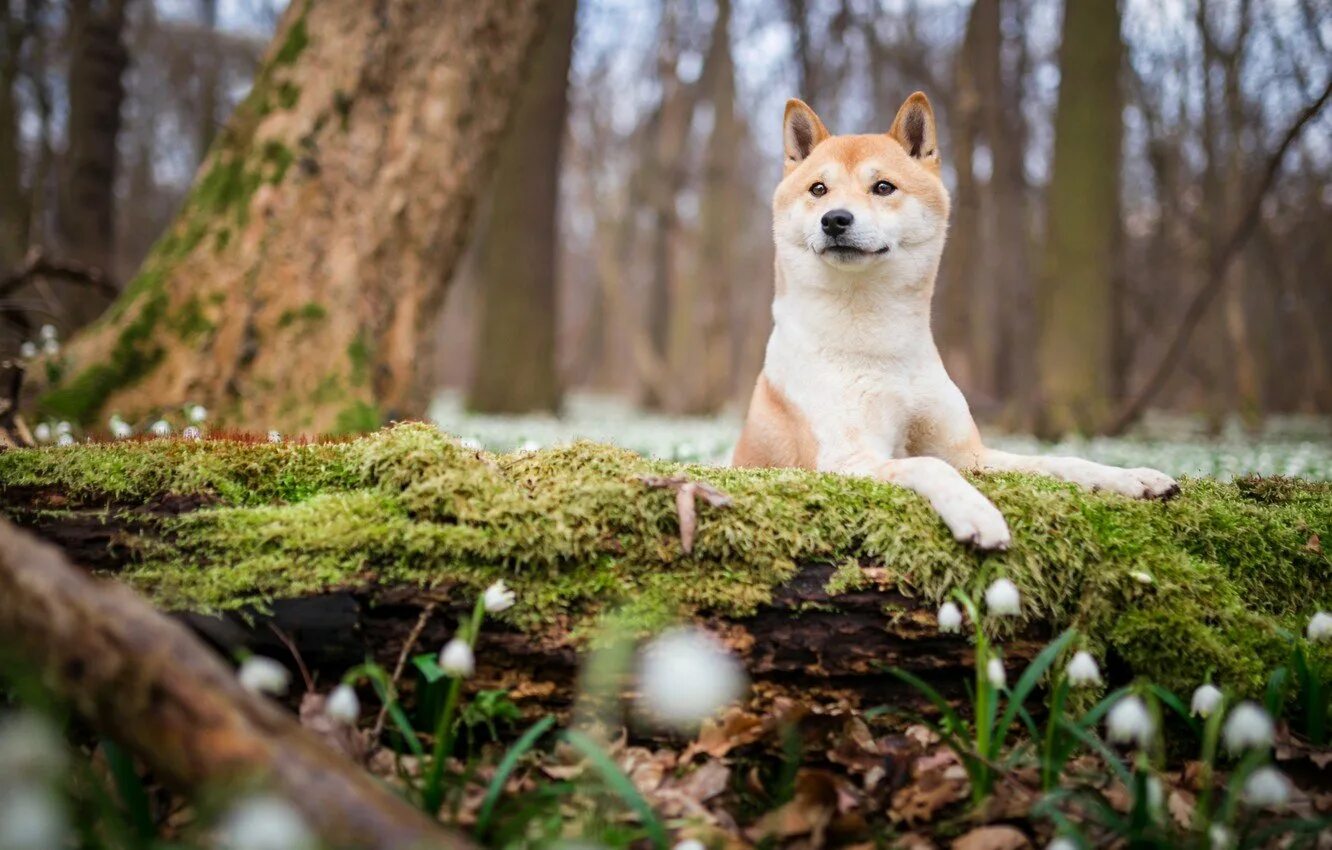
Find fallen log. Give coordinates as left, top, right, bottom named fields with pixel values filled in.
left=0, top=519, right=474, bottom=850
left=0, top=423, right=1328, bottom=705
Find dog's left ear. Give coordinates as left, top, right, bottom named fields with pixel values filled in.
left=889, top=92, right=940, bottom=170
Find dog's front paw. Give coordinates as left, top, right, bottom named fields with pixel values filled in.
left=935, top=490, right=1012, bottom=551
left=1125, top=467, right=1180, bottom=500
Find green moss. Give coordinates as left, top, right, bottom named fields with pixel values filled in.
left=273, top=13, right=308, bottom=67
left=275, top=82, right=301, bottom=110
left=168, top=296, right=213, bottom=342
left=347, top=331, right=370, bottom=387
left=278, top=302, right=328, bottom=329
left=333, top=401, right=380, bottom=435
left=1, top=424, right=1328, bottom=698
left=260, top=141, right=294, bottom=185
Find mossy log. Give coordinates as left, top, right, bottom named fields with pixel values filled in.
left=1, top=424, right=1329, bottom=707
left=0, top=520, right=471, bottom=850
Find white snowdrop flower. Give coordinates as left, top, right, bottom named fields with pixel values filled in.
left=325, top=684, right=360, bottom=724
left=19, top=341, right=37, bottom=359
left=56, top=433, right=74, bottom=447
left=1129, top=571, right=1154, bottom=584
left=1241, top=766, right=1291, bottom=808
left=1145, top=775, right=1164, bottom=813
left=1208, top=824, right=1233, bottom=849
left=150, top=419, right=171, bottom=437
left=674, top=840, right=706, bottom=850
left=33, top=423, right=50, bottom=443
left=188, top=404, right=207, bottom=423
left=182, top=426, right=202, bottom=441
left=986, top=656, right=1007, bottom=689
left=217, top=795, right=315, bottom=850
left=1308, top=611, right=1332, bottom=643
left=267, top=430, right=282, bottom=443
left=55, top=421, right=71, bottom=434
left=0, top=783, right=68, bottom=850
left=1065, top=651, right=1102, bottom=687
left=38, top=324, right=57, bottom=341
left=41, top=337, right=59, bottom=356
left=110, top=418, right=132, bottom=439
left=439, top=637, right=475, bottom=678
left=1223, top=701, right=1275, bottom=752
left=637, top=627, right=747, bottom=730
left=984, top=578, right=1021, bottom=616
left=1106, top=695, right=1155, bottom=747
left=458, top=436, right=483, bottom=451
left=483, top=580, right=516, bottom=613
left=237, top=656, right=290, bottom=696
left=519, top=439, right=540, bottom=452
left=1191, top=684, right=1224, bottom=718
left=0, top=711, right=67, bottom=778
left=937, top=601, right=963, bottom=634
left=1046, top=838, right=1077, bottom=850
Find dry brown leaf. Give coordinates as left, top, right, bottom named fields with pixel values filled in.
left=298, top=691, right=370, bottom=764
left=906, top=725, right=940, bottom=748
left=950, top=825, right=1031, bottom=850
left=890, top=770, right=967, bottom=826
left=746, top=769, right=840, bottom=846
left=675, top=759, right=732, bottom=803
left=684, top=709, right=766, bottom=761
left=1167, top=789, right=1196, bottom=829
left=892, top=833, right=938, bottom=850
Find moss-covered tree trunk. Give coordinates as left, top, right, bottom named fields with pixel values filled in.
left=1035, top=0, right=1124, bottom=436
left=37, top=0, right=549, bottom=434
left=465, top=0, right=576, bottom=415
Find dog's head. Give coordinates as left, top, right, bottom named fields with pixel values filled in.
left=772, top=93, right=949, bottom=283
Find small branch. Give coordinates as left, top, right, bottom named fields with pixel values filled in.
left=0, top=520, right=474, bottom=850
left=1108, top=77, right=1332, bottom=435
left=0, top=248, right=119, bottom=302
left=638, top=474, right=732, bottom=554
left=0, top=360, right=32, bottom=449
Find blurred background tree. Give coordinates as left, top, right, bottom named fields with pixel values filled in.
left=2, top=0, right=1330, bottom=436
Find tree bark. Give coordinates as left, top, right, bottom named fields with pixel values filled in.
left=0, top=519, right=474, bottom=850
left=0, top=0, right=26, bottom=271
left=465, top=0, right=576, bottom=415
left=37, top=0, right=550, bottom=434
left=1035, top=0, right=1124, bottom=437
left=59, top=0, right=130, bottom=278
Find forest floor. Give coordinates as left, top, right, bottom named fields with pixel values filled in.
left=429, top=392, right=1332, bottom=481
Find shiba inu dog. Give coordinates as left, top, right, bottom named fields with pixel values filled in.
left=733, top=93, right=1178, bottom=550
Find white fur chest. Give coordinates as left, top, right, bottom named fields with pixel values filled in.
left=762, top=281, right=948, bottom=471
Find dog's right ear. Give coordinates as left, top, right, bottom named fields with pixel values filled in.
left=783, top=99, right=830, bottom=169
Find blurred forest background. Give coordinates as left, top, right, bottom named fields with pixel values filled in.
left=2, top=0, right=1331, bottom=439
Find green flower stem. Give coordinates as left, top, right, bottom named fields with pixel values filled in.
left=423, top=594, right=487, bottom=816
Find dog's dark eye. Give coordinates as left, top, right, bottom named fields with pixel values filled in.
left=872, top=180, right=897, bottom=196
left=809, top=182, right=827, bottom=198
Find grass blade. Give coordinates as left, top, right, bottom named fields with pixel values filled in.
left=474, top=715, right=556, bottom=837
left=563, top=729, right=669, bottom=850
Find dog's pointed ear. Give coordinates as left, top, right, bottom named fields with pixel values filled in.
left=784, top=99, right=830, bottom=168
left=889, top=92, right=940, bottom=170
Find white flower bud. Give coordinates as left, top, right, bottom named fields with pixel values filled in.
left=33, top=423, right=51, bottom=443
left=217, top=795, right=315, bottom=850
left=150, top=419, right=171, bottom=437
left=483, top=580, right=516, bottom=613
left=1208, top=824, right=1233, bottom=849
left=1065, top=651, right=1102, bottom=687
left=1222, top=701, right=1275, bottom=752
left=0, top=712, right=67, bottom=778
left=325, top=684, right=360, bottom=724
left=0, top=783, right=68, bottom=850
left=55, top=421, right=71, bottom=434
left=984, top=578, right=1021, bottom=616
left=1241, top=766, right=1290, bottom=808
left=56, top=433, right=74, bottom=447
left=188, top=404, right=207, bottom=423
left=937, top=601, right=963, bottom=634
left=1190, top=683, right=1223, bottom=718
left=1308, top=611, right=1332, bottom=643
left=1129, top=571, right=1154, bottom=585
left=674, top=841, right=706, bottom=850
left=1047, top=839, right=1077, bottom=850
left=439, top=637, right=475, bottom=678
left=41, top=338, right=59, bottom=356
left=267, top=430, right=282, bottom=443
left=637, top=627, right=746, bottom=730
left=19, top=341, right=37, bottom=359
left=183, top=426, right=201, bottom=440
left=986, top=656, right=1007, bottom=689
left=238, top=656, right=290, bottom=696
left=1106, top=695, right=1155, bottom=747
left=39, top=324, right=57, bottom=341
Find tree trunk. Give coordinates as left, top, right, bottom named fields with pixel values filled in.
left=1035, top=0, right=1124, bottom=436
left=0, top=0, right=26, bottom=271
left=36, top=0, right=549, bottom=434
left=59, top=0, right=130, bottom=278
left=465, top=0, right=576, bottom=415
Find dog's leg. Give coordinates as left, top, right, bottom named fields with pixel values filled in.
left=840, top=452, right=1011, bottom=550
left=980, top=449, right=1179, bottom=500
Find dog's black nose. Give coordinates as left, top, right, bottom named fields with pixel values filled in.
left=821, top=209, right=854, bottom=236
